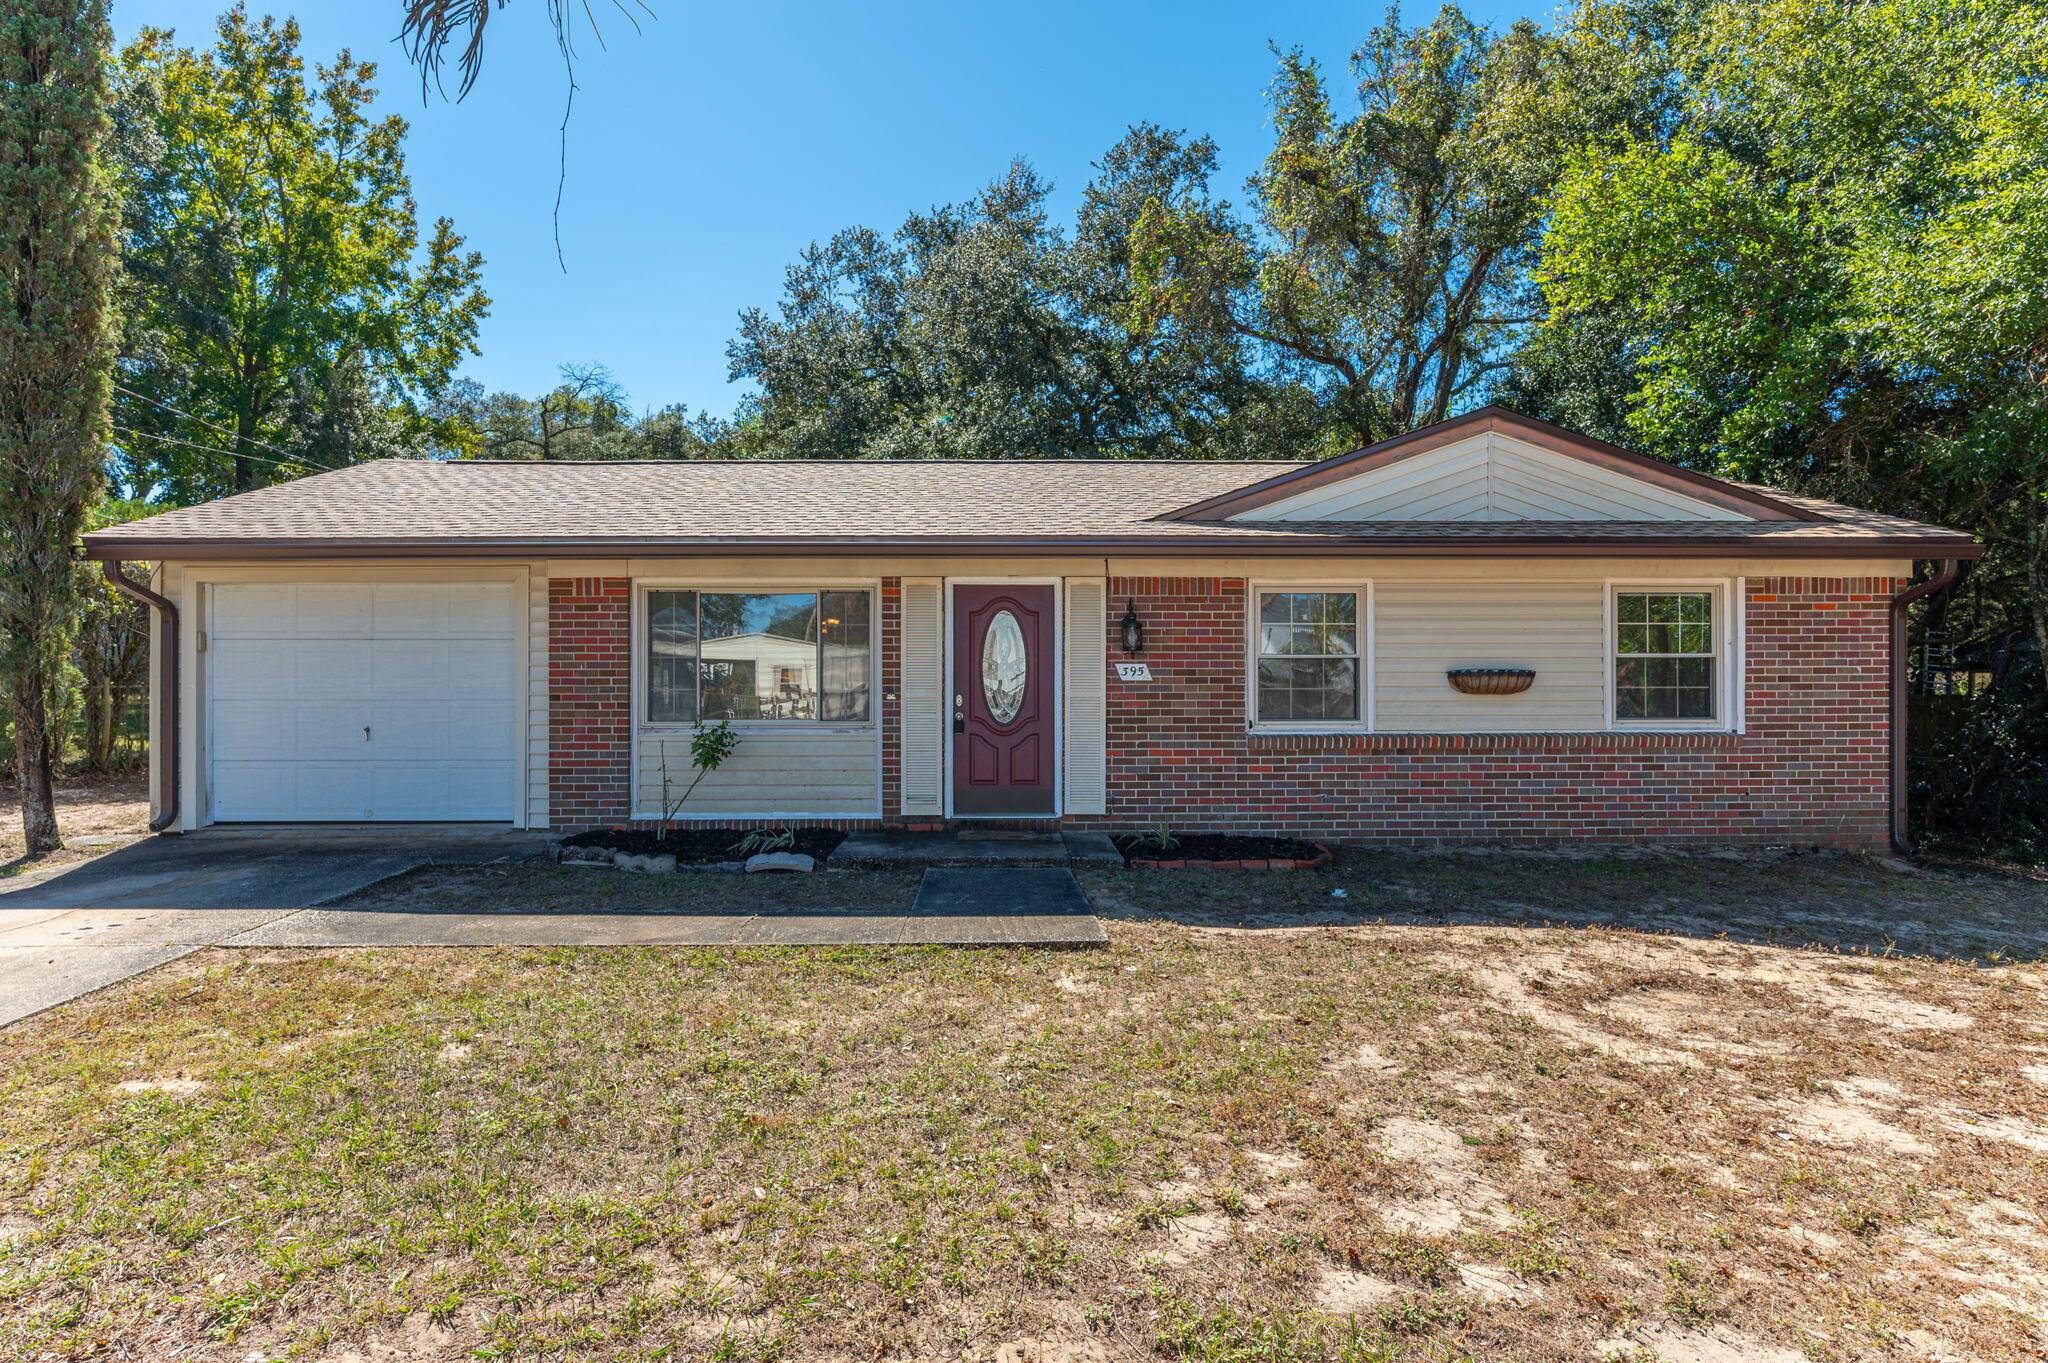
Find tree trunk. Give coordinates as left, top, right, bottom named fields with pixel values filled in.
left=10, top=680, right=60, bottom=855
left=88, top=675, right=114, bottom=769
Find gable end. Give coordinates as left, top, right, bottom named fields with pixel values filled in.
left=1164, top=407, right=1823, bottom=524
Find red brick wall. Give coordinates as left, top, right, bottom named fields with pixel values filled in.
left=545, top=571, right=1899, bottom=847
left=1060, top=575, right=1899, bottom=849
left=548, top=577, right=633, bottom=827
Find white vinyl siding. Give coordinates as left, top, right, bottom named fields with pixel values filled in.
left=1371, top=581, right=1608, bottom=732
left=898, top=577, right=946, bottom=816
left=1062, top=577, right=1108, bottom=815
left=525, top=568, right=549, bottom=826
left=635, top=728, right=877, bottom=818
left=1234, top=431, right=1754, bottom=523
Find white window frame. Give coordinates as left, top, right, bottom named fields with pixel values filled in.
left=1246, top=581, right=1375, bottom=733
left=632, top=580, right=881, bottom=734
left=1603, top=579, right=1740, bottom=732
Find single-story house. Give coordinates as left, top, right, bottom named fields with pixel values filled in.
left=84, top=406, right=1979, bottom=852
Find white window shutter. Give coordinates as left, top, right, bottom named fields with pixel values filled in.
left=899, top=577, right=945, bottom=816
left=1063, top=577, right=1108, bottom=815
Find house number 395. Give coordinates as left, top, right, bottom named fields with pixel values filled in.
left=1115, top=662, right=1153, bottom=681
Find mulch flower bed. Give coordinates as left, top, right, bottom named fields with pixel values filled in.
left=559, top=827, right=847, bottom=866
left=1110, top=832, right=1331, bottom=870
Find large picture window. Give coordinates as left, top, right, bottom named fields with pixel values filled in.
left=1254, top=590, right=1361, bottom=723
left=1613, top=590, right=1718, bottom=722
left=647, top=589, right=872, bottom=723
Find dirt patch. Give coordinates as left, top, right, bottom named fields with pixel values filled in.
left=112, top=1077, right=207, bottom=1097
left=1313, top=1268, right=1401, bottom=1312
left=0, top=773, right=149, bottom=877
left=1596, top=1323, right=1809, bottom=1362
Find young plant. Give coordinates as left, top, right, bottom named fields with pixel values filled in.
left=1130, top=821, right=1179, bottom=853
left=658, top=719, right=740, bottom=840
left=729, top=826, right=796, bottom=858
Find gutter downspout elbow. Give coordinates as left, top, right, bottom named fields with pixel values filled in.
left=1889, top=559, right=1962, bottom=858
left=100, top=560, right=179, bottom=834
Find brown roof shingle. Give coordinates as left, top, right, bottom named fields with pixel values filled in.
left=83, top=457, right=1980, bottom=560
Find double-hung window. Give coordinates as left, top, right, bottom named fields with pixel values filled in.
left=647, top=589, right=873, bottom=724
left=1253, top=589, right=1362, bottom=724
left=1612, top=589, right=1720, bottom=724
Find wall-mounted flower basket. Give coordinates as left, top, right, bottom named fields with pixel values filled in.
left=1448, top=667, right=1535, bottom=695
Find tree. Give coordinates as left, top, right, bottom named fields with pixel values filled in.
left=1533, top=0, right=2048, bottom=855
left=728, top=129, right=1267, bottom=460
left=111, top=6, right=489, bottom=502
left=449, top=363, right=637, bottom=459
left=0, top=0, right=120, bottom=855
left=1537, top=0, right=2048, bottom=680
left=1128, top=6, right=1564, bottom=450
left=75, top=502, right=153, bottom=772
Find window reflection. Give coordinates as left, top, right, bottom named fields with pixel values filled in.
left=647, top=589, right=872, bottom=724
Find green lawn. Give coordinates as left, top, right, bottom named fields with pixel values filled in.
left=5, top=880, right=2046, bottom=1361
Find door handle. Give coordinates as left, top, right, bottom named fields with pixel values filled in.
left=953, top=710, right=965, bottom=734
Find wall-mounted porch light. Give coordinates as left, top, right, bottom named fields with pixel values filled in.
left=1119, top=600, right=1146, bottom=655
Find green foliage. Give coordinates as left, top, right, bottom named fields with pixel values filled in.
left=728, top=129, right=1270, bottom=459
left=690, top=719, right=741, bottom=772
left=109, top=4, right=489, bottom=501
left=729, top=827, right=796, bottom=858
left=0, top=0, right=120, bottom=854
left=1131, top=822, right=1181, bottom=853
left=1915, top=656, right=2048, bottom=860
left=439, top=363, right=731, bottom=461
left=1129, top=7, right=1575, bottom=448
left=1537, top=0, right=2048, bottom=705
left=657, top=720, right=741, bottom=838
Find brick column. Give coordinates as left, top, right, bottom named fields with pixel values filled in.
left=548, top=577, right=633, bottom=829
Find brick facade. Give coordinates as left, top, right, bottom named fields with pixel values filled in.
left=1062, top=575, right=1897, bottom=849
left=547, top=576, right=633, bottom=828
left=547, top=572, right=1899, bottom=849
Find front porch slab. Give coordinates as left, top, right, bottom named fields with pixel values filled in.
left=835, top=830, right=1122, bottom=866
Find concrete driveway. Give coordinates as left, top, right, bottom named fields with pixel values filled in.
left=0, top=825, right=551, bottom=1026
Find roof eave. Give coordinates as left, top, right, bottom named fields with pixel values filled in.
left=81, top=533, right=1984, bottom=562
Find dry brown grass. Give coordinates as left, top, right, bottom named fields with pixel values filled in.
left=3, top=857, right=2046, bottom=1362
left=0, top=772, right=150, bottom=878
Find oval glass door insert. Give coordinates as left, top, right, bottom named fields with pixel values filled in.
left=981, top=610, right=1027, bottom=725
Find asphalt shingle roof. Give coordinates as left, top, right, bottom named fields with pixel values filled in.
left=83, top=457, right=1979, bottom=559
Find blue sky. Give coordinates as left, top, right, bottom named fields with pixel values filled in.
left=120, top=1, right=1543, bottom=421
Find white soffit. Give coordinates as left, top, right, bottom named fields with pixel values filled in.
left=1229, top=432, right=1756, bottom=523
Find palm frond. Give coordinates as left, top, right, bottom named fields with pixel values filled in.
left=400, top=1, right=656, bottom=101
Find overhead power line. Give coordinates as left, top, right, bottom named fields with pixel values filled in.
left=112, top=385, right=303, bottom=462
left=109, top=426, right=314, bottom=478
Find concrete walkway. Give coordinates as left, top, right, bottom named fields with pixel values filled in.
left=0, top=908, right=296, bottom=1026
left=0, top=841, right=1105, bottom=1027
left=0, top=824, right=551, bottom=1026
left=0, top=824, right=555, bottom=910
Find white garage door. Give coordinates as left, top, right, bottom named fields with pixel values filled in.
left=208, top=581, right=521, bottom=822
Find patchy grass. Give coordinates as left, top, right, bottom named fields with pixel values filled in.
left=0, top=773, right=149, bottom=878
left=4, top=868, right=2047, bottom=1360
left=332, top=861, right=926, bottom=915
left=1084, top=846, right=2048, bottom=962
left=351, top=845, right=2048, bottom=962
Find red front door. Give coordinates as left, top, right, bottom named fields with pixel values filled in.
left=952, top=584, right=1057, bottom=816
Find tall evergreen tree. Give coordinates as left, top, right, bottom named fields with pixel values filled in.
left=0, top=0, right=120, bottom=855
